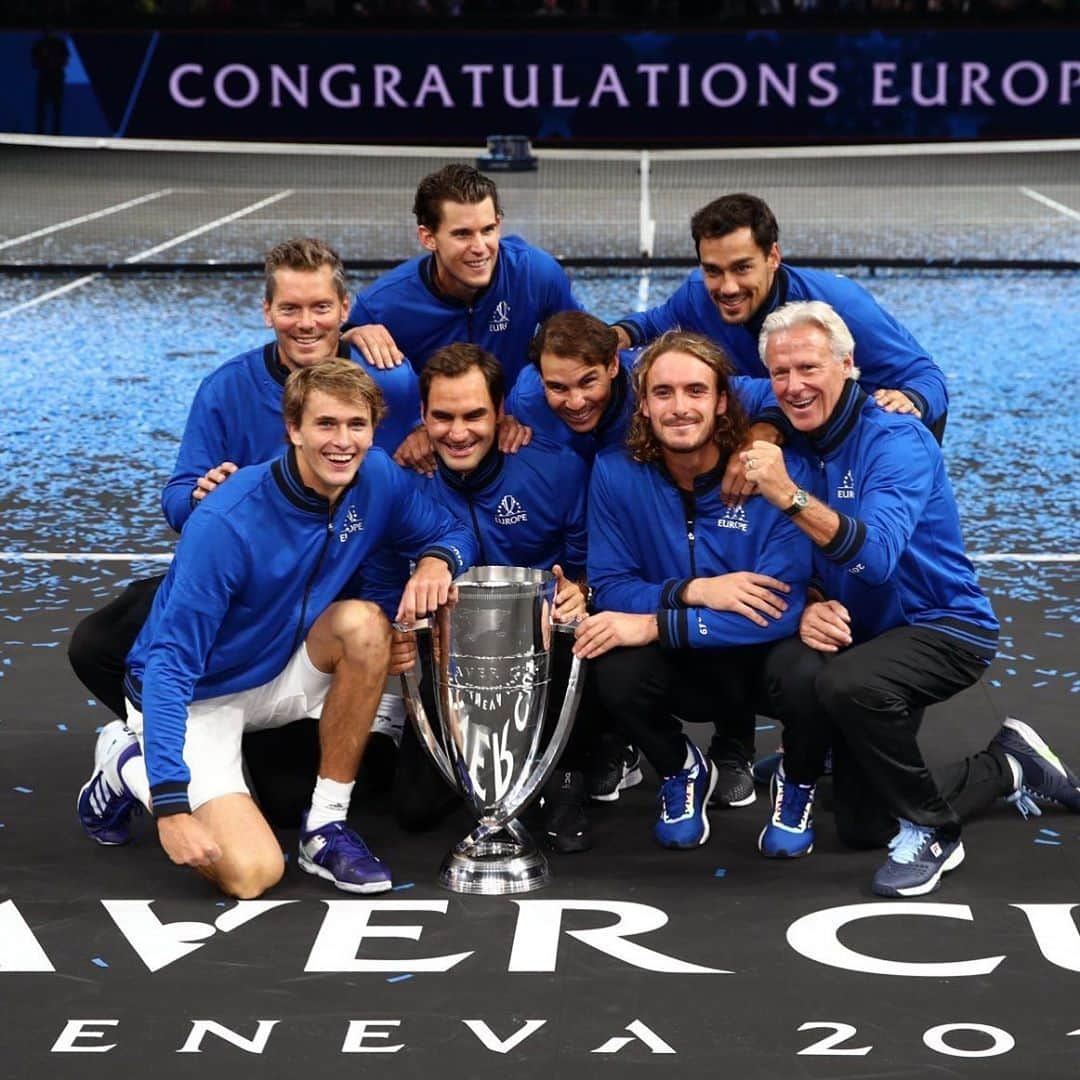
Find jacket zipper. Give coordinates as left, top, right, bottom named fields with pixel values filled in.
left=291, top=511, right=336, bottom=655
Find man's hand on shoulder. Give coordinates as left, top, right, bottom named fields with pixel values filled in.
left=682, top=572, right=790, bottom=627
left=872, top=388, right=921, bottom=417
left=573, top=610, right=658, bottom=659
left=193, top=460, right=239, bottom=504
left=799, top=599, right=852, bottom=653
left=497, top=413, right=532, bottom=455
left=721, top=422, right=782, bottom=507
left=343, top=324, right=405, bottom=369
left=393, top=425, right=437, bottom=477
left=157, top=813, right=222, bottom=868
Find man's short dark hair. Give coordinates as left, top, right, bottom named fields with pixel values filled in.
left=420, top=343, right=506, bottom=411
left=413, top=164, right=503, bottom=232
left=528, top=310, right=619, bottom=371
left=264, top=237, right=347, bottom=303
left=689, top=194, right=780, bottom=260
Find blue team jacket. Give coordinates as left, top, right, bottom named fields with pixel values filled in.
left=614, top=263, right=948, bottom=429
left=506, top=353, right=779, bottom=465
left=360, top=439, right=589, bottom=608
left=789, top=381, right=998, bottom=656
left=161, top=340, right=420, bottom=532
left=348, top=235, right=582, bottom=387
left=127, top=447, right=476, bottom=813
left=588, top=448, right=813, bottom=650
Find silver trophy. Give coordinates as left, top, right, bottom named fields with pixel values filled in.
left=396, top=566, right=585, bottom=895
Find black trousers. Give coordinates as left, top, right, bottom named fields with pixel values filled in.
left=68, top=574, right=164, bottom=718
left=589, top=641, right=776, bottom=779
left=765, top=629, right=1010, bottom=848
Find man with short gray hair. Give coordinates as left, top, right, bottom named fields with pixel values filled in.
left=747, top=300, right=1078, bottom=897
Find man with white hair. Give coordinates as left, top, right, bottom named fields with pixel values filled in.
left=745, top=300, right=1080, bottom=897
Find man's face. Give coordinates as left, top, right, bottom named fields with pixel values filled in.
left=418, top=197, right=501, bottom=301
left=263, top=265, right=349, bottom=371
left=538, top=352, right=620, bottom=434
left=698, top=227, right=780, bottom=326
left=423, top=367, right=502, bottom=474
left=286, top=388, right=373, bottom=500
left=765, top=323, right=852, bottom=433
left=641, top=350, right=726, bottom=458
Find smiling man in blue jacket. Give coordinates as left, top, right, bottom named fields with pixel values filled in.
left=344, top=164, right=581, bottom=472
left=573, top=330, right=813, bottom=850
left=746, top=300, right=1079, bottom=897
left=612, top=193, right=949, bottom=441
left=77, top=359, right=475, bottom=899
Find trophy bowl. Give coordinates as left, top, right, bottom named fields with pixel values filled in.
left=396, top=566, right=585, bottom=894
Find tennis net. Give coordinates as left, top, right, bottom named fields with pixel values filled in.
left=2, top=134, right=1079, bottom=270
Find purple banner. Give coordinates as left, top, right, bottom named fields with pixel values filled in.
left=2, top=27, right=1077, bottom=144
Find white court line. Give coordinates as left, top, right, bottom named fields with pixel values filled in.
left=1019, top=187, right=1080, bottom=223
left=0, top=552, right=174, bottom=561
left=973, top=553, right=1080, bottom=563
left=0, top=188, right=174, bottom=252
left=0, top=274, right=101, bottom=320
left=124, top=189, right=294, bottom=263
left=0, top=188, right=296, bottom=319
left=1, top=551, right=1076, bottom=563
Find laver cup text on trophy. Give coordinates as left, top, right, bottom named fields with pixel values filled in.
left=396, top=566, right=585, bottom=894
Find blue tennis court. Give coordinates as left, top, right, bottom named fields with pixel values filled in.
left=1, top=149, right=1078, bottom=1079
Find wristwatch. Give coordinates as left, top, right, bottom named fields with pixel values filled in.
left=783, top=488, right=810, bottom=517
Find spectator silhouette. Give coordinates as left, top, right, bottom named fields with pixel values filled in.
left=32, top=28, right=69, bottom=136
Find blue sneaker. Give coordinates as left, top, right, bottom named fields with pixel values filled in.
left=298, top=813, right=393, bottom=894
left=653, top=740, right=717, bottom=849
left=871, top=819, right=964, bottom=897
left=992, top=717, right=1080, bottom=815
left=77, top=720, right=142, bottom=846
left=758, top=766, right=815, bottom=858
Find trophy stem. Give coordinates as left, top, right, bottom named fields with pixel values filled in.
left=439, top=817, right=550, bottom=895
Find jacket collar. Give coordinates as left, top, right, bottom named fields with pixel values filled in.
left=419, top=252, right=496, bottom=308
left=805, top=380, right=866, bottom=458
left=435, top=441, right=504, bottom=493
left=595, top=363, right=631, bottom=439
left=656, top=453, right=727, bottom=495
left=263, top=337, right=351, bottom=387
left=740, top=264, right=788, bottom=344
left=271, top=446, right=355, bottom=515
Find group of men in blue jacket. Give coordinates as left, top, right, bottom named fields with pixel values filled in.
left=72, top=164, right=1080, bottom=902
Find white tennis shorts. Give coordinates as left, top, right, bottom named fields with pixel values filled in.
left=125, top=644, right=332, bottom=811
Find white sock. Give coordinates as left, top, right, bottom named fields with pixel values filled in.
left=119, top=751, right=152, bottom=811
left=306, top=776, right=355, bottom=830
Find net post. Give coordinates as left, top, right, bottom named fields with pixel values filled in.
left=638, top=149, right=655, bottom=258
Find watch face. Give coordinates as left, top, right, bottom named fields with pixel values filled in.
left=794, top=489, right=809, bottom=508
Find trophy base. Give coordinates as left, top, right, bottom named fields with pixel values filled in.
left=438, top=825, right=550, bottom=895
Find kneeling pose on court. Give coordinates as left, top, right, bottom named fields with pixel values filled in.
left=77, top=360, right=475, bottom=898
left=573, top=331, right=812, bottom=850
left=751, top=301, right=1080, bottom=896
